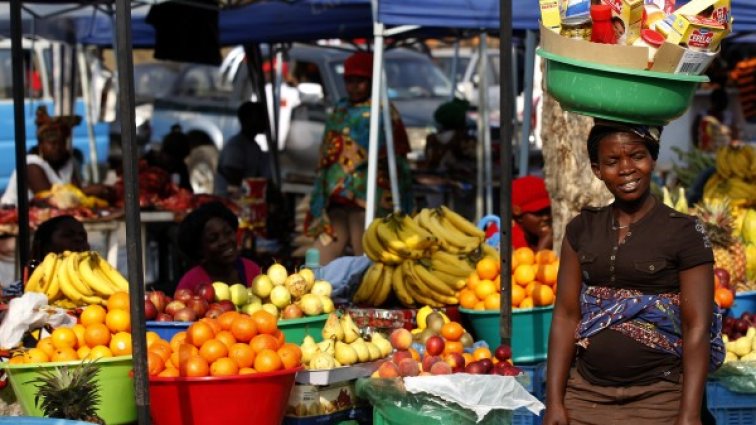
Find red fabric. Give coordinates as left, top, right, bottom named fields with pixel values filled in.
left=512, top=176, right=550, bottom=214
left=512, top=222, right=529, bottom=249
left=344, top=52, right=373, bottom=78
left=175, top=258, right=261, bottom=293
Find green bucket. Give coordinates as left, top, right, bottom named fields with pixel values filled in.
left=461, top=307, right=553, bottom=363
left=278, top=314, right=328, bottom=344
left=3, top=356, right=136, bottom=425
left=537, top=49, right=708, bottom=126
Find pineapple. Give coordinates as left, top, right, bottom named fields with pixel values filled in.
left=30, top=360, right=105, bottom=424
left=696, top=198, right=747, bottom=290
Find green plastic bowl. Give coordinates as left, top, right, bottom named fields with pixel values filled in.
left=461, top=307, right=553, bottom=363
left=278, top=314, right=328, bottom=344
left=3, top=356, right=136, bottom=425
left=537, top=49, right=708, bottom=126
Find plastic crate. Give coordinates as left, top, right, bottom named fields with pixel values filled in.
left=512, top=410, right=543, bottom=425
left=512, top=362, right=546, bottom=425
left=707, top=380, right=756, bottom=425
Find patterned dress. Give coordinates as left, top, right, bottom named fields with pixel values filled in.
left=305, top=98, right=414, bottom=238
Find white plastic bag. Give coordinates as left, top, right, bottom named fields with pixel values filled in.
left=0, top=292, right=76, bottom=349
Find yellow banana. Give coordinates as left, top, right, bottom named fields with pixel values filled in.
left=404, top=262, right=457, bottom=306
left=395, top=213, right=437, bottom=250
left=64, top=253, right=94, bottom=297
left=423, top=209, right=481, bottom=251
left=439, top=206, right=485, bottom=239
left=362, top=219, right=384, bottom=262
left=391, top=262, right=415, bottom=307
left=93, top=253, right=129, bottom=292
left=431, top=250, right=475, bottom=275
left=370, top=264, right=394, bottom=306
left=58, top=262, right=84, bottom=304
left=79, top=253, right=116, bottom=297
left=37, top=253, right=59, bottom=294
left=716, top=147, right=732, bottom=178
left=429, top=267, right=467, bottom=290
left=376, top=218, right=423, bottom=259
left=25, top=265, right=45, bottom=293
left=46, top=272, right=61, bottom=301
left=354, top=263, right=383, bottom=304
left=481, top=243, right=500, bottom=261
left=80, top=293, right=107, bottom=306
left=402, top=263, right=442, bottom=308
left=411, top=261, right=456, bottom=296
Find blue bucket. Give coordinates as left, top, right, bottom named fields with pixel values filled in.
left=729, top=290, right=756, bottom=318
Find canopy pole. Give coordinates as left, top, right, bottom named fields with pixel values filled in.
left=365, top=21, right=385, bottom=228
left=499, top=0, right=513, bottom=347
left=449, top=40, right=460, bottom=101
left=380, top=69, right=401, bottom=212
left=10, top=0, right=29, bottom=273
left=76, top=45, right=100, bottom=182
left=272, top=47, right=283, bottom=149
left=518, top=30, right=536, bottom=177
left=479, top=33, right=493, bottom=216
left=113, top=0, right=150, bottom=423
left=245, top=43, right=281, bottom=187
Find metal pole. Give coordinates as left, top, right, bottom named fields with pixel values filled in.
left=475, top=39, right=484, bottom=221
left=365, top=22, right=385, bottom=228
left=245, top=43, right=281, bottom=188
left=479, top=34, right=493, bottom=215
left=272, top=48, right=283, bottom=148
left=449, top=40, right=460, bottom=101
left=499, top=0, right=513, bottom=347
left=380, top=70, right=401, bottom=212
left=113, top=0, right=150, bottom=423
left=76, top=45, right=100, bottom=182
left=10, top=0, right=29, bottom=272
left=518, top=30, right=537, bottom=178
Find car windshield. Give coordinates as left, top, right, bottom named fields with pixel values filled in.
left=331, top=55, right=452, bottom=100
left=133, top=64, right=180, bottom=100
left=434, top=56, right=471, bottom=84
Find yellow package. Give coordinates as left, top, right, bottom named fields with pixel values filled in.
left=601, top=0, right=644, bottom=45
left=539, top=0, right=562, bottom=31
left=665, top=15, right=728, bottom=51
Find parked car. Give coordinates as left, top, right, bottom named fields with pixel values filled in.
left=431, top=47, right=501, bottom=120
left=0, top=37, right=109, bottom=192
left=148, top=44, right=454, bottom=194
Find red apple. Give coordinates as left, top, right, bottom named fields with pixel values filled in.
left=144, top=299, right=158, bottom=320
left=217, top=300, right=236, bottom=313
left=174, top=288, right=194, bottom=303
left=429, top=361, right=452, bottom=375
left=714, top=268, right=731, bottom=289
left=736, top=319, right=750, bottom=334
left=146, top=290, right=167, bottom=313
left=422, top=355, right=443, bottom=372
left=494, top=344, right=512, bottom=361
left=164, top=300, right=187, bottom=317
left=398, top=358, right=420, bottom=377
left=444, top=353, right=465, bottom=373
left=173, top=307, right=197, bottom=322
left=282, top=304, right=304, bottom=319
left=187, top=296, right=209, bottom=318
left=478, top=358, right=494, bottom=374
left=204, top=307, right=223, bottom=319
left=196, top=283, right=216, bottom=303
left=493, top=361, right=510, bottom=375
left=502, top=365, right=522, bottom=376
left=425, top=336, right=445, bottom=356
left=156, top=313, right=173, bottom=322
left=464, top=361, right=486, bottom=374
left=392, top=350, right=413, bottom=364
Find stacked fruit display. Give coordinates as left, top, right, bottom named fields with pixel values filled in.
left=301, top=312, right=392, bottom=370
left=25, top=251, right=129, bottom=308
left=459, top=248, right=557, bottom=310
left=7, top=292, right=133, bottom=365
left=743, top=210, right=756, bottom=284
left=358, top=207, right=496, bottom=307
left=723, top=313, right=756, bottom=363
left=703, top=144, right=756, bottom=202
left=145, top=310, right=302, bottom=377
left=371, top=326, right=520, bottom=378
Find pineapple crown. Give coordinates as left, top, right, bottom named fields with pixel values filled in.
left=695, top=199, right=735, bottom=247
left=30, top=360, right=103, bottom=423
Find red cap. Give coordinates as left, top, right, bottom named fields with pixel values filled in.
left=344, top=52, right=373, bottom=78
left=641, top=29, right=665, bottom=47
left=512, top=176, right=550, bottom=214
left=590, top=4, right=612, bottom=21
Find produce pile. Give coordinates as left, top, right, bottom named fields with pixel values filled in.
left=25, top=252, right=129, bottom=308
left=723, top=313, right=756, bottom=363
left=704, top=144, right=756, bottom=202
left=357, top=207, right=496, bottom=307
left=34, top=184, right=108, bottom=210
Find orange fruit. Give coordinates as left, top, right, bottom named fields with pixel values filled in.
left=158, top=367, right=180, bottom=378
left=107, top=291, right=130, bottom=312
left=459, top=289, right=478, bottom=309
left=513, top=264, right=536, bottom=286
left=147, top=351, right=165, bottom=376
left=171, top=344, right=199, bottom=371
left=199, top=339, right=229, bottom=364
left=37, top=337, right=56, bottom=358
left=218, top=311, right=240, bottom=331
left=88, top=345, right=113, bottom=359
left=149, top=340, right=173, bottom=363
left=239, top=367, right=257, bottom=375
left=474, top=301, right=486, bottom=310
left=110, top=332, right=132, bottom=356
left=229, top=343, right=256, bottom=369
left=77, top=346, right=91, bottom=360
left=532, top=284, right=555, bottom=306
left=511, top=285, right=526, bottom=308
left=537, top=263, right=558, bottom=286
left=105, top=309, right=131, bottom=333
left=494, top=275, right=501, bottom=292
left=277, top=343, right=302, bottom=369
left=211, top=357, right=239, bottom=377
left=519, top=297, right=534, bottom=309
left=51, top=347, right=78, bottom=362
left=408, top=348, right=420, bottom=362
left=24, top=348, right=50, bottom=363
left=440, top=322, right=464, bottom=341
left=84, top=323, right=111, bottom=348
left=484, top=293, right=500, bottom=310
left=80, top=305, right=107, bottom=326
left=250, top=310, right=278, bottom=335
left=474, top=279, right=497, bottom=300
left=250, top=334, right=279, bottom=353
left=182, top=355, right=209, bottom=377
left=72, top=324, right=86, bottom=349
left=199, top=318, right=222, bottom=335
left=51, top=327, right=78, bottom=350
left=170, top=331, right=188, bottom=352
left=476, top=256, right=500, bottom=281
left=231, top=316, right=258, bottom=343
left=8, top=355, right=25, bottom=365
left=535, top=249, right=557, bottom=265
left=271, top=329, right=286, bottom=349
left=472, top=347, right=492, bottom=361
left=715, top=288, right=734, bottom=309
left=510, top=253, right=520, bottom=273
left=187, top=322, right=215, bottom=348
left=525, top=281, right=538, bottom=296
left=443, top=340, right=464, bottom=355
left=513, top=247, right=535, bottom=266
left=254, top=349, right=282, bottom=373
left=466, top=272, right=480, bottom=291
left=145, top=331, right=161, bottom=348
left=215, top=330, right=237, bottom=349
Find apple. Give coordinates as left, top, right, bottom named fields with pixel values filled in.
left=261, top=303, right=279, bottom=317
left=493, top=361, right=510, bottom=375
left=464, top=361, right=486, bottom=374
left=267, top=263, right=288, bottom=286
left=311, top=280, right=333, bottom=298
left=714, top=268, right=731, bottom=289
left=144, top=299, right=158, bottom=320
left=187, top=297, right=209, bottom=318
left=494, top=344, right=512, bottom=361
left=422, top=355, right=443, bottom=372
left=212, top=282, right=231, bottom=301
left=174, top=288, right=194, bottom=303
left=165, top=300, right=187, bottom=317
left=377, top=361, right=400, bottom=378
left=430, top=361, right=452, bottom=375
left=173, top=307, right=197, bottom=322
left=204, top=307, right=223, bottom=319
left=156, top=313, right=173, bottom=322
left=502, top=365, right=522, bottom=376
left=736, top=319, right=750, bottom=334
left=251, top=274, right=274, bottom=298
left=425, top=336, right=445, bottom=356
left=241, top=303, right=262, bottom=315
left=217, top=300, right=236, bottom=313
left=282, top=304, right=304, bottom=319
left=229, top=284, right=249, bottom=306
left=478, top=358, right=494, bottom=374
left=270, top=285, right=292, bottom=308
left=146, top=290, right=167, bottom=313
left=196, top=283, right=216, bottom=303
left=392, top=350, right=413, bottom=364
left=398, top=358, right=420, bottom=377
left=390, top=329, right=413, bottom=351
left=444, top=353, right=465, bottom=373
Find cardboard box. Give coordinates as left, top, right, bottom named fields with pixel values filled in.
left=672, top=0, right=731, bottom=26
left=540, top=24, right=717, bottom=75
left=601, top=0, right=644, bottom=45
left=659, top=15, right=727, bottom=50
left=286, top=381, right=364, bottom=418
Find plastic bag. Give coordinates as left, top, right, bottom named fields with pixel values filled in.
left=0, top=292, right=76, bottom=350
left=356, top=375, right=544, bottom=424
left=710, top=361, right=756, bottom=394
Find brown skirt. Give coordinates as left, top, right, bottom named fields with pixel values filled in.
left=564, top=368, right=682, bottom=425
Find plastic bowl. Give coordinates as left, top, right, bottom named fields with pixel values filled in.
left=278, top=314, right=328, bottom=344
left=3, top=356, right=136, bottom=425
left=0, top=418, right=95, bottom=424
left=149, top=367, right=300, bottom=425
left=729, top=290, right=756, bottom=318
left=146, top=321, right=190, bottom=341
left=460, top=307, right=553, bottom=363
left=537, top=49, right=708, bottom=126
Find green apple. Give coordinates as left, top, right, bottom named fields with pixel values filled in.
left=251, top=274, right=274, bottom=298
left=261, top=303, right=279, bottom=317
left=229, top=283, right=249, bottom=306
left=212, top=282, right=230, bottom=301
left=311, top=280, right=333, bottom=298
left=270, top=285, right=292, bottom=308
left=241, top=302, right=262, bottom=315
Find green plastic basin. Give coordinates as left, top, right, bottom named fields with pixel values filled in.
left=537, top=49, right=708, bottom=126
left=3, top=356, right=136, bottom=425
left=278, top=314, right=328, bottom=344
left=461, top=307, right=553, bottom=363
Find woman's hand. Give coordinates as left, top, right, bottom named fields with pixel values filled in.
left=543, top=402, right=570, bottom=425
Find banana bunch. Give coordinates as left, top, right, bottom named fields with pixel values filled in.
left=357, top=207, right=491, bottom=307
left=662, top=186, right=689, bottom=214
left=704, top=174, right=756, bottom=202
left=26, top=251, right=128, bottom=307
left=714, top=145, right=756, bottom=181
left=35, top=183, right=108, bottom=209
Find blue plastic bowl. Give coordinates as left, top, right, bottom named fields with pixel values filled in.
left=729, top=290, right=756, bottom=318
